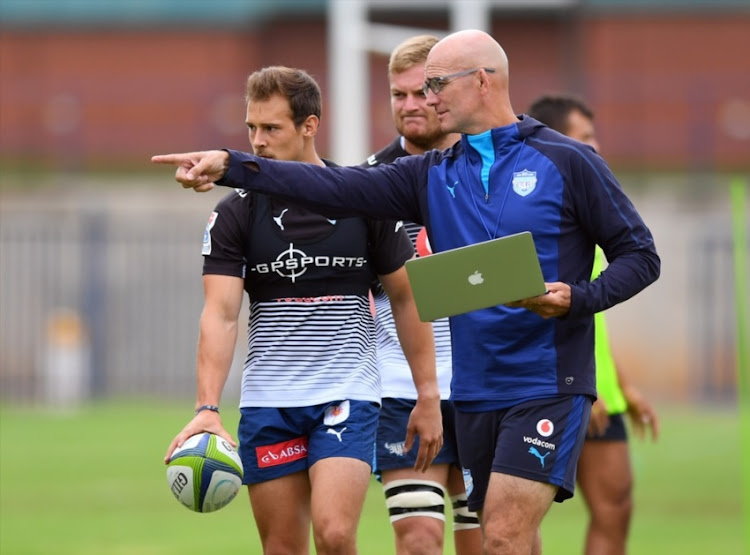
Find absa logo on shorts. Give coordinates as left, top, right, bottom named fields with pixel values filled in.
left=536, top=419, right=554, bottom=437
left=256, top=437, right=308, bottom=468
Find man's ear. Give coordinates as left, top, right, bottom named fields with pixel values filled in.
left=302, top=114, right=319, bottom=137
left=478, top=69, right=492, bottom=93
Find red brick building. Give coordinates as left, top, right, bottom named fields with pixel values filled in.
left=1, top=5, right=748, bottom=171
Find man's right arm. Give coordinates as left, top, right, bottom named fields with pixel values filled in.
left=195, top=274, right=244, bottom=414
left=164, top=274, right=244, bottom=462
left=152, top=150, right=229, bottom=193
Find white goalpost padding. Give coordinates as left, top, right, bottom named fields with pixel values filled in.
left=327, top=0, right=577, bottom=164
left=326, top=0, right=492, bottom=164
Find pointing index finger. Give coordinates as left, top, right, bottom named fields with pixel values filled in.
left=151, top=154, right=184, bottom=165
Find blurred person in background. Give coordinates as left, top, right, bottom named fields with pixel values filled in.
left=163, top=66, right=442, bottom=555
left=363, top=34, right=482, bottom=555
left=528, top=93, right=660, bottom=555
left=153, top=30, right=661, bottom=554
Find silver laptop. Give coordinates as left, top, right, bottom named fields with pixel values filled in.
left=405, top=231, right=546, bottom=322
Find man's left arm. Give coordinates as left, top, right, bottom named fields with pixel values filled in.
left=509, top=154, right=660, bottom=319
left=379, top=264, right=442, bottom=472
left=568, top=155, right=661, bottom=317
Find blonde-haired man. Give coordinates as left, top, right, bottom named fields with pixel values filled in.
left=364, top=35, right=482, bottom=555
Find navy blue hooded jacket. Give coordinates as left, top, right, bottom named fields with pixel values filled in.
left=215, top=115, right=660, bottom=409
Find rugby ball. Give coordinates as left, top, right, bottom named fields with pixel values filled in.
left=166, top=432, right=244, bottom=513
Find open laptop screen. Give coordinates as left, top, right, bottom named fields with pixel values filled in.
left=405, top=231, right=546, bottom=322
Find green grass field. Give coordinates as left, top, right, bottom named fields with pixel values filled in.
left=0, top=400, right=745, bottom=554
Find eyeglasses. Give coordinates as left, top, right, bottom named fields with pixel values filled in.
left=422, top=68, right=495, bottom=96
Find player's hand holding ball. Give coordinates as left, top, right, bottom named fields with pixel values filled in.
left=166, top=432, right=244, bottom=513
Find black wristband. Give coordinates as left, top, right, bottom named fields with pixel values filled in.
left=195, top=404, right=220, bottom=415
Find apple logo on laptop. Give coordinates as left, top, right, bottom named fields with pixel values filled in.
left=468, top=271, right=484, bottom=285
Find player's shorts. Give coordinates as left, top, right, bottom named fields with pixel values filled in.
left=586, top=412, right=628, bottom=441
left=238, top=399, right=379, bottom=485
left=374, top=398, right=459, bottom=475
left=455, top=394, right=592, bottom=512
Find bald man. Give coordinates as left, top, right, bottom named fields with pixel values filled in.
left=154, top=30, right=661, bottom=555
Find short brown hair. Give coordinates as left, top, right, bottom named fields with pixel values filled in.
left=388, top=35, right=440, bottom=76
left=245, top=66, right=322, bottom=128
left=527, top=94, right=594, bottom=135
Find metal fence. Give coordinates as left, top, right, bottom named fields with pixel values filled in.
left=0, top=177, right=745, bottom=406
left=0, top=187, right=246, bottom=406
left=694, top=235, right=741, bottom=402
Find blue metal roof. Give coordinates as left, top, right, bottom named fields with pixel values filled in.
left=1, top=0, right=746, bottom=28
left=0, top=0, right=327, bottom=27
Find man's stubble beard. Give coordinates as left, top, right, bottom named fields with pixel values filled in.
left=400, top=125, right=448, bottom=151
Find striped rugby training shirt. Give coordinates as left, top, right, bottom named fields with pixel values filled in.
left=202, top=182, right=413, bottom=408
left=363, top=137, right=453, bottom=400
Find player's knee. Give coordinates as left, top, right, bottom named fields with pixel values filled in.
left=450, top=492, right=480, bottom=531
left=615, top=486, right=633, bottom=516
left=392, top=517, right=444, bottom=554
left=483, top=526, right=536, bottom=555
left=609, top=492, right=633, bottom=525
left=384, top=479, right=446, bottom=524
left=598, top=483, right=633, bottom=516
left=312, top=523, right=356, bottom=554
left=311, top=508, right=358, bottom=552
left=589, top=491, right=633, bottom=534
